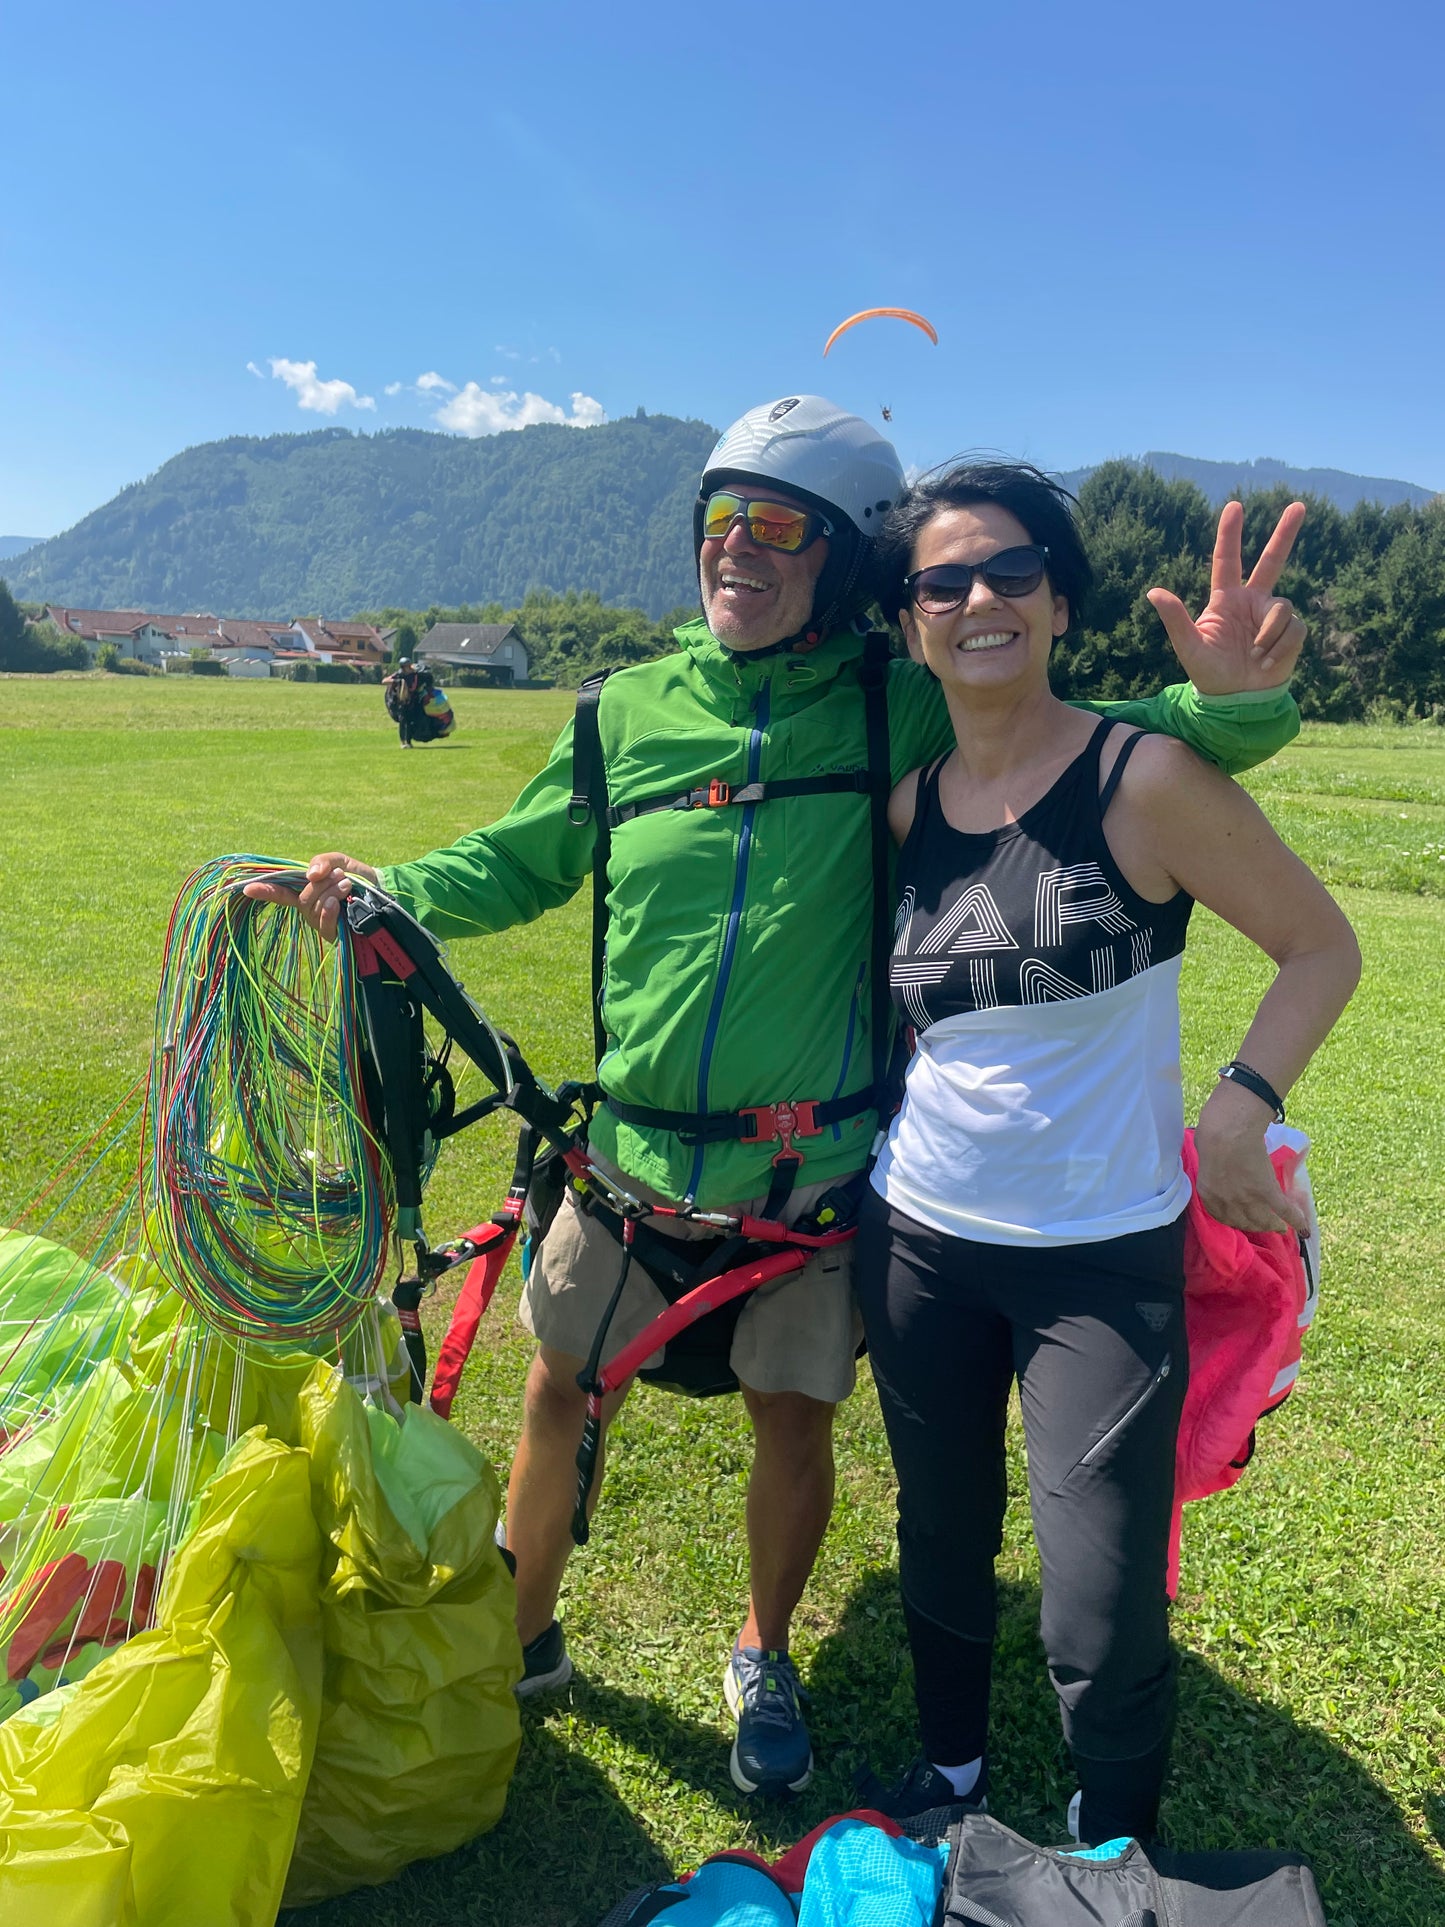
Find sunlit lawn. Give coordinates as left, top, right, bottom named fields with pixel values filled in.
left=2, top=675, right=1442, bottom=1927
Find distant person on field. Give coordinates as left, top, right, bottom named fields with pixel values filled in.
left=383, top=657, right=426, bottom=747
left=247, top=399, right=1307, bottom=1802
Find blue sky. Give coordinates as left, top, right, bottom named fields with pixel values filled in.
left=4, top=0, right=1442, bottom=536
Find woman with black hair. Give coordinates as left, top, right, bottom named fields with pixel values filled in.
left=854, top=464, right=1359, bottom=1845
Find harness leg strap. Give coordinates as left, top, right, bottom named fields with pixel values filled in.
left=572, top=1218, right=637, bottom=1544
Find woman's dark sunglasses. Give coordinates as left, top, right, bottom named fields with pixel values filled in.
left=904, top=545, right=1049, bottom=614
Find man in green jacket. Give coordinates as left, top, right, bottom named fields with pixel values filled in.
left=258, top=397, right=1304, bottom=1798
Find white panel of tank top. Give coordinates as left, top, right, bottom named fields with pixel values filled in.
left=872, top=956, right=1191, bottom=1247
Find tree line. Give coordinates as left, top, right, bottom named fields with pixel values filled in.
left=7, top=459, right=1442, bottom=717
left=1058, top=461, right=1445, bottom=721
left=365, top=461, right=1445, bottom=718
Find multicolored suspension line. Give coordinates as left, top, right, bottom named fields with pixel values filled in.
left=140, top=857, right=394, bottom=1344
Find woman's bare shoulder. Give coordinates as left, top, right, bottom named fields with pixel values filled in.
left=1105, top=728, right=1232, bottom=806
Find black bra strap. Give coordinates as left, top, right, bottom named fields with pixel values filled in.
left=1098, top=727, right=1145, bottom=819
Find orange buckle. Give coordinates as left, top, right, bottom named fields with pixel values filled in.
left=738, top=1099, right=821, bottom=1157
left=707, top=778, right=731, bottom=807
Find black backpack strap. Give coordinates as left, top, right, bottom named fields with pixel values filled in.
left=570, top=669, right=616, bottom=1071
left=859, top=632, right=893, bottom=1106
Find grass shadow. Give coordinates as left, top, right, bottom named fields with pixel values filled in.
left=281, top=1715, right=673, bottom=1927
left=798, top=1567, right=1445, bottom=1926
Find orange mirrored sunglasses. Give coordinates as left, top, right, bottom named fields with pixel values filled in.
left=701, top=490, right=833, bottom=554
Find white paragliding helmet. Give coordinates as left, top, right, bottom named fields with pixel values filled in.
left=695, top=396, right=905, bottom=646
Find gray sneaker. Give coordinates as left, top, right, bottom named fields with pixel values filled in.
left=516, top=1619, right=573, bottom=1697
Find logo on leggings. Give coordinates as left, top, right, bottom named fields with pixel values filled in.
left=1135, top=1303, right=1172, bottom=1333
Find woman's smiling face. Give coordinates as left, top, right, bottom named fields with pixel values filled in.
left=900, top=501, right=1069, bottom=692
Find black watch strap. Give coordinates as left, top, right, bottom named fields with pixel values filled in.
left=1216, top=1059, right=1285, bottom=1122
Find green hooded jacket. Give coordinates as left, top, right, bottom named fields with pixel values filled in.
left=380, top=619, right=1298, bottom=1206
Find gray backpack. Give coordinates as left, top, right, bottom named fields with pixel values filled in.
left=941, top=1810, right=1325, bottom=1927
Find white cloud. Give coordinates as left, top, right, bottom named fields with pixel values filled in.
left=415, top=370, right=457, bottom=395
left=268, top=356, right=375, bottom=415
left=383, top=381, right=403, bottom=396
left=245, top=360, right=265, bottom=379
left=434, top=384, right=605, bottom=436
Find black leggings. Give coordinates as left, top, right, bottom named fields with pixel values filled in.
left=855, top=1191, right=1188, bottom=1843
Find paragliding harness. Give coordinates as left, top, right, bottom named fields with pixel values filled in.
left=344, top=634, right=896, bottom=1543
left=552, top=634, right=895, bottom=1535
left=384, top=666, right=452, bottom=743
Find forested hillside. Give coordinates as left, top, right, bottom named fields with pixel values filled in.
left=9, top=414, right=718, bottom=619
left=8, top=427, right=1443, bottom=717
left=358, top=463, right=1445, bottom=716
left=1058, top=452, right=1437, bottom=512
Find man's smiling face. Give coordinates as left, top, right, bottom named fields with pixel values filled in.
left=699, top=488, right=829, bottom=652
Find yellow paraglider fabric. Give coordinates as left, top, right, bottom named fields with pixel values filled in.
left=0, top=1429, right=323, bottom=1926
left=284, top=1371, right=522, bottom=1905
left=0, top=1219, right=523, bottom=1919
left=822, top=306, right=939, bottom=354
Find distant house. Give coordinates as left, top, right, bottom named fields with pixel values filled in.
left=43, top=607, right=195, bottom=665
left=40, top=605, right=389, bottom=671
left=292, top=618, right=389, bottom=666
left=204, top=619, right=299, bottom=663
left=416, top=622, right=529, bottom=686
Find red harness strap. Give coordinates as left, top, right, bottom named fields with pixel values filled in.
left=427, top=1205, right=525, bottom=1419
left=590, top=1245, right=811, bottom=1399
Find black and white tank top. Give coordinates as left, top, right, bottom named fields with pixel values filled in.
left=873, top=720, right=1196, bottom=1246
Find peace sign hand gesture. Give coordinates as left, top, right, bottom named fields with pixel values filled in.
left=1147, top=500, right=1307, bottom=697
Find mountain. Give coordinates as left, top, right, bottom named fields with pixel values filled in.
left=1056, top=451, right=1437, bottom=512
left=12, top=423, right=1438, bottom=622
left=8, top=414, right=719, bottom=620
left=0, top=537, right=42, bottom=561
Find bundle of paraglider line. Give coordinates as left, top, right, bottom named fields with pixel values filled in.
left=0, top=856, right=580, bottom=1922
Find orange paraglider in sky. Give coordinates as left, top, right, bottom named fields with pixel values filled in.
left=822, top=307, right=938, bottom=355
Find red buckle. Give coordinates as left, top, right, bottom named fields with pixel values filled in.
left=738, top=1099, right=821, bottom=1158
left=706, top=778, right=731, bottom=807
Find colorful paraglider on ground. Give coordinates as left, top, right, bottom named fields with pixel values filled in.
left=0, top=857, right=524, bottom=1923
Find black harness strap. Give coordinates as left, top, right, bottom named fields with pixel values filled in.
left=859, top=630, right=894, bottom=1114
left=571, top=668, right=616, bottom=1071
left=607, top=769, right=870, bottom=827
left=605, top=1086, right=874, bottom=1145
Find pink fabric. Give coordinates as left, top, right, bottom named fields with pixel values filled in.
left=1169, top=1130, right=1309, bottom=1594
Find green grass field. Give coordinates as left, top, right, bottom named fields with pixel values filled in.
left=3, top=675, right=1443, bottom=1927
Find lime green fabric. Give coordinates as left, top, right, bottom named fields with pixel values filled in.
left=381, top=620, right=1299, bottom=1203
left=284, top=1376, right=521, bottom=1905
left=0, top=1225, right=523, bottom=1914
left=0, top=1430, right=323, bottom=1926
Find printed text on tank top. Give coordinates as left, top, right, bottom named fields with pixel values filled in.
left=889, top=718, right=1193, bottom=1034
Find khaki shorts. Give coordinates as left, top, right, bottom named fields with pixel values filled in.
left=518, top=1155, right=862, bottom=1405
